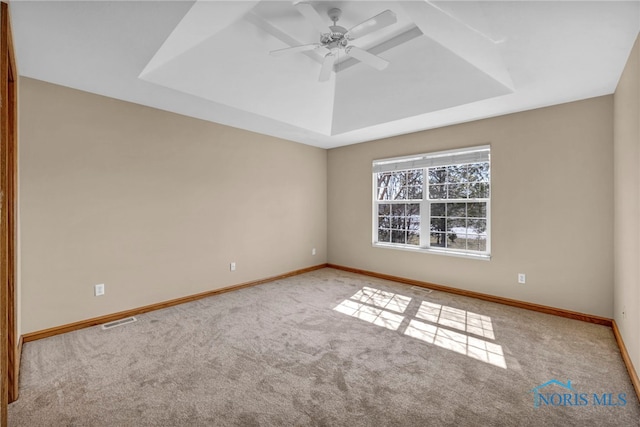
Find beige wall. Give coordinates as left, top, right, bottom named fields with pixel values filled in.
left=18, top=60, right=631, bottom=340
left=614, top=33, right=640, bottom=379
left=19, top=78, right=327, bottom=333
left=328, top=96, right=614, bottom=318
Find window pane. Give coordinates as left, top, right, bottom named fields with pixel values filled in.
left=430, top=218, right=445, bottom=234
left=378, top=216, right=390, bottom=228
left=446, top=165, right=466, bottom=183
left=447, top=203, right=466, bottom=218
left=447, top=218, right=466, bottom=233
left=378, top=204, right=390, bottom=216
left=467, top=203, right=486, bottom=218
left=407, top=203, right=420, bottom=216
left=407, top=203, right=420, bottom=231
left=407, top=185, right=423, bottom=199
left=406, top=169, right=423, bottom=186
left=396, top=187, right=408, bottom=200
left=468, top=237, right=486, bottom=251
left=407, top=232, right=420, bottom=246
left=391, top=217, right=405, bottom=229
left=468, top=163, right=490, bottom=182
left=391, top=230, right=406, bottom=244
left=377, top=173, right=390, bottom=200
left=377, top=187, right=391, bottom=200
left=448, top=233, right=467, bottom=249
left=469, top=182, right=490, bottom=198
left=390, top=176, right=404, bottom=199
left=447, top=183, right=468, bottom=199
left=429, top=184, right=446, bottom=199
left=392, top=204, right=405, bottom=216
left=469, top=219, right=487, bottom=235
left=430, top=233, right=446, bottom=247
left=378, top=229, right=390, bottom=243
left=377, top=173, right=399, bottom=200
left=431, top=203, right=445, bottom=216
left=429, top=167, right=446, bottom=184
left=447, top=219, right=467, bottom=249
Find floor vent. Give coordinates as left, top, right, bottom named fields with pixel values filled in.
left=101, top=316, right=137, bottom=330
left=410, top=286, right=433, bottom=294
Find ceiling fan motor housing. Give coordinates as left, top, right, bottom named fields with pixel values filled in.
left=321, top=26, right=349, bottom=49
left=320, top=8, right=349, bottom=49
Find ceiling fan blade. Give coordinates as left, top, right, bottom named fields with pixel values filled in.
left=270, top=43, right=322, bottom=56
left=345, top=46, right=389, bottom=70
left=319, top=53, right=336, bottom=82
left=346, top=10, right=397, bottom=40
left=295, top=2, right=331, bottom=34
left=316, top=46, right=331, bottom=57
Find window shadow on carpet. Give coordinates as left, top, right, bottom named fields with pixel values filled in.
left=334, top=286, right=507, bottom=369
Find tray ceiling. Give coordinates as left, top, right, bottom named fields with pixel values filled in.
left=9, top=1, right=640, bottom=148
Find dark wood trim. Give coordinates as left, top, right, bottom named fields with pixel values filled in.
left=327, top=264, right=613, bottom=326
left=1, top=1, right=18, bottom=422
left=23, top=264, right=328, bottom=343
left=0, top=0, right=7, bottom=416
left=612, top=320, right=640, bottom=404
left=5, top=6, right=16, bottom=404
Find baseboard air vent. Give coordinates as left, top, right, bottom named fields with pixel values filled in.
left=101, top=316, right=137, bottom=330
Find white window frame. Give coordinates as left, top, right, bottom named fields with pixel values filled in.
left=372, top=145, right=491, bottom=260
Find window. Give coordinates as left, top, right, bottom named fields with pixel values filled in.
left=373, top=146, right=490, bottom=258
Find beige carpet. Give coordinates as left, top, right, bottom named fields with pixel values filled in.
left=8, top=268, right=640, bottom=426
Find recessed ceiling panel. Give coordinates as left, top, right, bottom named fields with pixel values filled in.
left=331, top=35, right=513, bottom=135
left=140, top=0, right=514, bottom=137
left=140, top=13, right=336, bottom=135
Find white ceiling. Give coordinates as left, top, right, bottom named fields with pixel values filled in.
left=9, top=1, right=640, bottom=149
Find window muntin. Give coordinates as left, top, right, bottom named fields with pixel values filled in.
left=373, top=147, right=490, bottom=258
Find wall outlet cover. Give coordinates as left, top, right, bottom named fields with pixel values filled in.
left=94, top=283, right=105, bottom=296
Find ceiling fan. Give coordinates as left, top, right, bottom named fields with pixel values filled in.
left=270, top=3, right=397, bottom=82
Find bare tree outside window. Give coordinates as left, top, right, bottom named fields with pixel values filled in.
left=373, top=146, right=490, bottom=257
left=376, top=169, right=422, bottom=246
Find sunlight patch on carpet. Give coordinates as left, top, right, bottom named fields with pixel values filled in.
left=334, top=286, right=507, bottom=369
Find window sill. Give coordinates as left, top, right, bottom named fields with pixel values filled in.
left=372, top=242, right=491, bottom=261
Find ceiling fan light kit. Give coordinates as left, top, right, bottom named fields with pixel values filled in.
left=269, top=3, right=398, bottom=82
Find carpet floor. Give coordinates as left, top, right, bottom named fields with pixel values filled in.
left=8, top=268, right=640, bottom=426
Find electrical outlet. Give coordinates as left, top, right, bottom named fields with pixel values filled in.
left=94, top=283, right=105, bottom=296
left=518, top=273, right=526, bottom=284
left=230, top=262, right=236, bottom=272
left=312, top=248, right=316, bottom=256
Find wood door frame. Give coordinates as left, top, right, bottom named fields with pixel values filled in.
left=1, top=1, right=18, bottom=424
